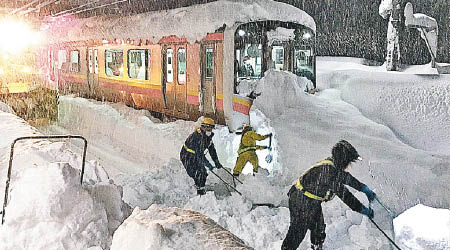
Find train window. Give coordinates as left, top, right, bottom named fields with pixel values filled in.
left=105, top=49, right=123, bottom=77
left=94, top=49, right=98, bottom=74
left=236, top=44, right=262, bottom=80
left=205, top=48, right=214, bottom=79
left=57, top=50, right=66, bottom=70
left=166, top=49, right=173, bottom=83
left=272, top=46, right=284, bottom=70
left=128, top=49, right=149, bottom=80
left=69, top=50, right=80, bottom=73
left=88, top=49, right=93, bottom=73
left=294, top=48, right=314, bottom=81
left=177, top=48, right=186, bottom=84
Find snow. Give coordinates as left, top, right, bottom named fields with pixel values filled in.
left=0, top=112, right=130, bottom=250
left=394, top=204, right=449, bottom=250
left=45, top=0, right=316, bottom=44
left=111, top=205, right=250, bottom=250
left=0, top=56, right=448, bottom=249
left=266, top=27, right=296, bottom=46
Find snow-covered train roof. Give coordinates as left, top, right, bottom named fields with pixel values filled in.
left=43, top=0, right=316, bottom=44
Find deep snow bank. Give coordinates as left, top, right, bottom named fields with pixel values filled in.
left=321, top=69, right=449, bottom=155
left=57, top=96, right=195, bottom=175
left=0, top=111, right=130, bottom=250
left=0, top=163, right=110, bottom=250
left=111, top=205, right=251, bottom=250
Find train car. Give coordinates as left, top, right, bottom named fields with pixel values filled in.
left=41, top=0, right=316, bottom=130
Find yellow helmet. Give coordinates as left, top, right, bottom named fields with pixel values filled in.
left=201, top=117, right=215, bottom=128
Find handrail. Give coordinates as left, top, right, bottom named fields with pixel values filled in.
left=1, top=135, right=88, bottom=225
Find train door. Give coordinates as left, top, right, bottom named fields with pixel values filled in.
left=162, top=44, right=187, bottom=114
left=175, top=47, right=187, bottom=113
left=200, top=43, right=217, bottom=115
left=87, top=47, right=99, bottom=92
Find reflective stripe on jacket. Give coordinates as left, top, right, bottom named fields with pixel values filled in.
left=296, top=159, right=335, bottom=201
left=295, top=158, right=366, bottom=213
left=237, top=130, right=268, bottom=155
left=182, top=127, right=219, bottom=164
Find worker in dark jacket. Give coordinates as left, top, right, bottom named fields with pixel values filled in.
left=281, top=140, right=376, bottom=250
left=180, top=117, right=223, bottom=195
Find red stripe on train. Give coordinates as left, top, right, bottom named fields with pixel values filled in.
left=99, top=80, right=162, bottom=98
left=232, top=101, right=250, bottom=115
left=187, top=95, right=199, bottom=105
left=216, top=98, right=223, bottom=110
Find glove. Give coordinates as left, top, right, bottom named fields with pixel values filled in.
left=267, top=133, right=273, bottom=137
left=360, top=206, right=374, bottom=219
left=362, top=185, right=376, bottom=202
left=204, top=161, right=214, bottom=171
left=263, top=146, right=269, bottom=149
left=214, top=161, right=223, bottom=169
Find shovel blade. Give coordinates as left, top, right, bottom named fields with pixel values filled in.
left=265, top=154, right=273, bottom=163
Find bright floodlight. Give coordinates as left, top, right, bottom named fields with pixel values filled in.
left=238, top=30, right=246, bottom=36
left=0, top=19, right=40, bottom=53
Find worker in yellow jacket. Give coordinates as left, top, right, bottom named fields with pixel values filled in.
left=233, top=125, right=271, bottom=176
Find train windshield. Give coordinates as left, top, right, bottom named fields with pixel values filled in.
left=234, top=21, right=316, bottom=95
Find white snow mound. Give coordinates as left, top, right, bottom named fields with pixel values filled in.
left=0, top=162, right=110, bottom=250
left=394, top=204, right=449, bottom=250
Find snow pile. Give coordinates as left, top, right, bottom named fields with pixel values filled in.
left=267, top=27, right=296, bottom=45
left=115, top=158, right=196, bottom=209
left=111, top=205, right=251, bottom=250
left=394, top=204, right=449, bottom=250
left=253, top=69, right=313, bottom=118
left=57, top=96, right=194, bottom=176
left=0, top=162, right=110, bottom=250
left=320, top=62, right=449, bottom=155
left=0, top=110, right=130, bottom=250
left=185, top=192, right=290, bottom=249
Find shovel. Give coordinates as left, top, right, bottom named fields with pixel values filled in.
left=265, top=134, right=273, bottom=163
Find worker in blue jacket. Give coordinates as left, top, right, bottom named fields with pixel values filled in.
left=180, top=117, right=223, bottom=195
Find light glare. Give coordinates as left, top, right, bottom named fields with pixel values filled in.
left=0, top=19, right=40, bottom=53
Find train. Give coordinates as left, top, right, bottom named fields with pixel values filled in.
left=40, top=0, right=316, bottom=130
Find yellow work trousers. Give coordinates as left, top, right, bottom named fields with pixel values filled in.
left=233, top=151, right=259, bottom=174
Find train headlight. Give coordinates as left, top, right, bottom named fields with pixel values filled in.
left=238, top=30, right=246, bottom=36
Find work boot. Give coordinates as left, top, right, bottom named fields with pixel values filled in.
left=233, top=173, right=240, bottom=177
left=311, top=244, right=323, bottom=250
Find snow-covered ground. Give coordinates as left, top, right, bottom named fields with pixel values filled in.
left=0, top=57, right=448, bottom=249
